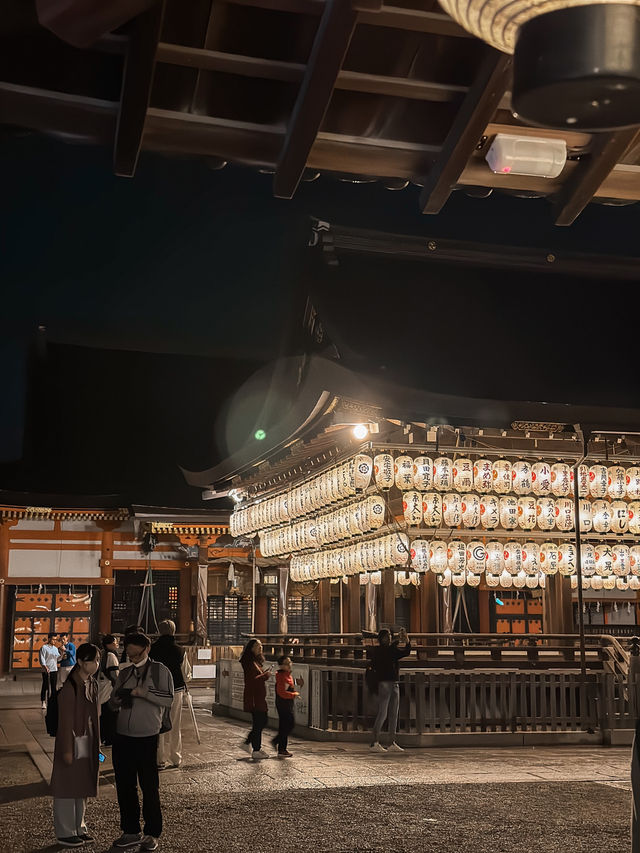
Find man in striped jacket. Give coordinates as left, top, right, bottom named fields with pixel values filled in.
left=109, top=632, right=174, bottom=851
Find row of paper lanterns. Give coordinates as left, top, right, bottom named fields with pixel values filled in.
left=289, top=533, right=411, bottom=580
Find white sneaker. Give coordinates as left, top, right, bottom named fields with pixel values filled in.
left=387, top=742, right=404, bottom=752
left=240, top=741, right=253, bottom=755
left=252, top=749, right=269, bottom=760
left=369, top=742, right=387, bottom=753
left=41, top=701, right=47, bottom=710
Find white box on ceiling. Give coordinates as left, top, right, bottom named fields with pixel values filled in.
left=486, top=134, right=567, bottom=178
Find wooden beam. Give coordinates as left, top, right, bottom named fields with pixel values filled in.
left=224, top=0, right=324, bottom=13
left=113, top=2, right=165, bottom=177
left=419, top=50, right=512, bottom=214
left=335, top=69, right=467, bottom=102
left=554, top=129, right=640, bottom=226
left=273, top=0, right=359, bottom=199
left=359, top=6, right=470, bottom=37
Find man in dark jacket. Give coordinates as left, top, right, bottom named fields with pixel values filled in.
left=150, top=620, right=186, bottom=769
left=367, top=627, right=411, bottom=753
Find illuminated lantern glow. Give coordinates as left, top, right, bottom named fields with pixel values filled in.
left=499, top=496, right=519, bottom=530
left=610, top=500, right=629, bottom=534
left=612, top=544, right=630, bottom=576
left=551, top=462, right=572, bottom=497
left=630, top=576, right=640, bottom=590
left=518, top=497, right=537, bottom=530
left=480, top=495, right=500, bottom=529
left=473, top=459, right=493, bottom=493
left=485, top=540, right=504, bottom=574
left=522, top=542, right=540, bottom=575
left=485, top=572, right=500, bottom=587
left=570, top=575, right=577, bottom=590
left=447, top=540, right=467, bottom=573
left=442, top=493, right=463, bottom=527
left=438, top=569, right=452, bottom=587
left=596, top=545, right=614, bottom=577
left=429, top=542, right=448, bottom=574
left=453, top=458, right=474, bottom=492
left=525, top=574, right=539, bottom=589
left=626, top=467, right=640, bottom=499
left=554, top=498, right=574, bottom=532
left=368, top=495, right=387, bottom=530
left=581, top=543, right=597, bottom=577
left=629, top=502, right=640, bottom=535
left=504, top=541, right=523, bottom=575
left=353, top=455, right=373, bottom=492
left=466, top=541, right=487, bottom=573
left=423, top=492, right=443, bottom=528
left=390, top=533, right=411, bottom=566
left=499, top=570, right=513, bottom=588
left=370, top=571, right=382, bottom=586
left=616, top=577, right=629, bottom=591
left=581, top=577, right=591, bottom=590
left=403, top=491, right=423, bottom=527
left=433, top=457, right=453, bottom=491
left=558, top=543, right=577, bottom=576
left=607, top=465, right=627, bottom=500
left=579, top=499, right=593, bottom=533
left=396, top=570, right=411, bottom=586
left=360, top=572, right=370, bottom=585
left=410, top=572, right=421, bottom=586
left=631, top=545, right=640, bottom=576
left=540, top=542, right=559, bottom=575
left=592, top=500, right=612, bottom=533
left=536, top=497, right=556, bottom=531
left=492, top=459, right=512, bottom=494
left=394, top=455, right=414, bottom=490
left=374, top=454, right=394, bottom=491
left=577, top=464, right=590, bottom=498
left=602, top=575, right=616, bottom=591
left=590, top=574, right=604, bottom=591
left=512, top=460, right=532, bottom=495
left=532, top=462, right=552, bottom=496
left=413, top=456, right=433, bottom=491
left=513, top=571, right=527, bottom=589
left=467, top=573, right=481, bottom=588
left=452, top=572, right=466, bottom=588
left=589, top=465, right=608, bottom=498
left=461, top=493, right=481, bottom=528
left=410, top=539, right=430, bottom=572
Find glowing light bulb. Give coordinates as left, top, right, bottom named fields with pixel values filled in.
left=353, top=424, right=368, bottom=440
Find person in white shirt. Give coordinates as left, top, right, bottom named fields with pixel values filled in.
left=39, top=634, right=61, bottom=709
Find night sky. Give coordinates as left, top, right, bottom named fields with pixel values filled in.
left=1, top=133, right=640, bottom=506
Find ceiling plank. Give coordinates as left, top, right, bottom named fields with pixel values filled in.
left=419, top=49, right=511, bottom=213
left=223, top=0, right=324, bottom=13
left=113, top=2, right=165, bottom=177
left=273, top=0, right=359, bottom=199
left=359, top=6, right=470, bottom=37
left=335, top=69, right=467, bottom=102
left=554, top=129, right=640, bottom=226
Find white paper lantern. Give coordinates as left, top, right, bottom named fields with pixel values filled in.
left=536, top=497, right=556, bottom=531
left=525, top=574, right=539, bottom=589
left=558, top=543, right=577, bottom=576
left=554, top=498, right=574, bottom=532
left=523, top=542, right=540, bottom=575
left=590, top=574, right=604, bottom=590
left=581, top=543, right=596, bottom=576
left=429, top=541, right=448, bottom=574
left=596, top=545, right=614, bottom=576
left=492, top=459, right=512, bottom=494
left=480, top=495, right=500, bottom=529
left=631, top=545, right=640, bottom=576
left=626, top=467, right=640, bottom=499
left=589, top=465, right=608, bottom=498
left=499, top=570, right=513, bottom=588
left=603, top=575, right=616, bottom=591
left=410, top=539, right=430, bottom=572
left=359, top=572, right=369, bottom=585
left=466, top=573, right=481, bottom=588
left=532, top=462, right=552, bottom=496
left=370, top=570, right=382, bottom=586
left=577, top=464, right=590, bottom=498
left=396, top=570, right=411, bottom=586
left=433, top=457, right=453, bottom=491
left=452, top=572, right=466, bottom=587
left=616, top=577, right=629, bottom=591
left=581, top=576, right=591, bottom=590
left=473, top=458, right=493, bottom=493
left=403, top=491, right=423, bottom=527
left=485, top=572, right=500, bottom=588
left=629, top=502, right=640, bottom=535
left=578, top=499, right=593, bottom=533
left=499, top=496, right=519, bottom=530
left=410, top=572, right=421, bottom=586
left=461, top=493, right=481, bottom=528
left=485, top=540, right=504, bottom=574
left=447, top=540, right=467, bottom=573
left=517, top=496, right=537, bottom=530
left=613, top=544, right=630, bottom=576
left=610, top=500, right=629, bottom=534
left=442, top=493, right=463, bottom=527
left=513, top=571, right=527, bottom=589
left=512, top=460, right=532, bottom=495
left=374, top=453, right=394, bottom=490
left=422, top=492, right=443, bottom=528
left=608, top=465, right=627, bottom=500
left=592, top=500, right=612, bottom=533
left=453, top=458, right=474, bottom=492
left=540, top=542, right=559, bottom=575
left=390, top=532, right=410, bottom=566
left=394, top=455, right=414, bottom=490
left=630, top=576, right=640, bottom=590
left=413, top=456, right=433, bottom=491
left=438, top=569, right=452, bottom=587
left=503, top=541, right=523, bottom=575
left=551, top=463, right=572, bottom=497
left=466, top=541, right=486, bottom=573
left=570, top=575, right=578, bottom=589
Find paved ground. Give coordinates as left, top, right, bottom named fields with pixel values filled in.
left=0, top=687, right=634, bottom=853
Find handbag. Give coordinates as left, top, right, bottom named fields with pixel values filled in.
left=73, top=733, right=90, bottom=760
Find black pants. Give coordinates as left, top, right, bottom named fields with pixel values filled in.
left=273, top=698, right=294, bottom=752
left=112, top=734, right=162, bottom=838
left=245, top=710, right=268, bottom=751
left=40, top=671, right=57, bottom=702
left=100, top=701, right=117, bottom=745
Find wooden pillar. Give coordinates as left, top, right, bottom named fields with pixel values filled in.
left=381, top=568, right=395, bottom=627
left=0, top=520, right=10, bottom=672
left=410, top=585, right=421, bottom=632
left=346, top=576, right=360, bottom=633
left=420, top=572, right=439, bottom=634
left=255, top=597, right=267, bottom=634
left=178, top=563, right=192, bottom=635
left=558, top=576, right=574, bottom=633
left=318, top=579, right=331, bottom=634
left=98, top=524, right=115, bottom=635
left=478, top=588, right=490, bottom=633
left=543, top=576, right=567, bottom=634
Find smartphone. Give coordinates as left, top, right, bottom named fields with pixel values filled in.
left=98, top=752, right=106, bottom=763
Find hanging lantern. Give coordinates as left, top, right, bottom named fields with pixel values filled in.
left=499, top=570, right=513, bottom=588
left=608, top=465, right=627, bottom=499
left=473, top=458, right=494, bottom=493
left=467, top=572, right=481, bottom=588
left=513, top=571, right=527, bottom=589
left=423, top=492, right=443, bottom=527
left=499, top=496, right=519, bottom=530
left=374, top=453, right=394, bottom=491
left=453, top=458, right=474, bottom=492
left=578, top=499, right=593, bottom=533
left=540, top=542, right=559, bottom=575
left=629, top=502, right=640, bottom=535
left=590, top=574, right=604, bottom=591
left=631, top=545, right=640, bottom=575
left=554, top=498, right=574, bottom=532
left=353, top=455, right=373, bottom=492
left=551, top=462, right=572, bottom=497
left=532, top=462, right=552, bottom=496
left=466, top=541, right=487, bottom=573
left=451, top=571, right=466, bottom=587
left=577, top=464, right=590, bottom=498
left=630, top=576, right=640, bottom=590
left=558, top=542, right=577, bottom=576
left=485, top=540, right=504, bottom=574
left=617, top=576, right=630, bottom=591
left=433, top=457, right=453, bottom=491
left=447, top=540, right=467, bottom=573
left=581, top=576, right=591, bottom=590
left=523, top=542, right=540, bottom=575
left=438, top=569, right=452, bottom=587
left=536, top=497, right=556, bottom=531
left=360, top=572, right=370, bottom=585
left=596, top=545, right=614, bottom=576
left=413, top=456, right=433, bottom=491
left=373, top=537, right=388, bottom=569
left=345, top=506, right=361, bottom=537
left=403, top=491, right=423, bottom=527
left=461, top=493, right=481, bottom=528
left=525, top=574, right=539, bottom=589
left=410, top=572, right=421, bottom=586
left=370, top=571, right=382, bottom=586
left=492, top=459, right=512, bottom=494
left=390, top=532, right=411, bottom=566
left=512, top=460, right=533, bottom=495
left=610, top=500, right=629, bottom=534
left=613, top=544, right=630, bottom=576
left=538, top=574, right=547, bottom=589
left=485, top=572, right=500, bottom=588
left=581, top=543, right=597, bottom=576
left=396, top=570, right=411, bottom=586
left=429, top=541, right=448, bottom=574
left=627, top=467, right=640, bottom=499
left=410, top=539, right=430, bottom=572
left=480, top=495, right=500, bottom=529
left=442, top=493, right=463, bottom=527
left=570, top=575, right=578, bottom=590
left=592, top=500, right=612, bottom=533
left=504, top=541, right=523, bottom=575
left=517, top=497, right=537, bottom=530
left=603, top=575, right=616, bottom=591
left=589, top=465, right=608, bottom=498
left=394, top=455, right=414, bottom=490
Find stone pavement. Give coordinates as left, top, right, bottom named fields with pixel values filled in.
left=0, top=689, right=634, bottom=853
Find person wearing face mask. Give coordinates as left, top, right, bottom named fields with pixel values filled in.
left=50, top=642, right=101, bottom=848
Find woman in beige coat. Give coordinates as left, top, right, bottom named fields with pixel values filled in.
left=50, top=642, right=101, bottom=848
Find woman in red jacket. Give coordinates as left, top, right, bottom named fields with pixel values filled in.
left=239, top=639, right=271, bottom=760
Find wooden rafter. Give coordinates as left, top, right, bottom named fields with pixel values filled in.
left=273, top=0, right=361, bottom=199
left=113, top=2, right=165, bottom=177
left=419, top=50, right=512, bottom=214
left=554, top=129, right=640, bottom=226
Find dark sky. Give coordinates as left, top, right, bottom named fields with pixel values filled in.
left=1, top=133, right=640, bottom=506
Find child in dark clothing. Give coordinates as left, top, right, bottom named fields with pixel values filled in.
left=271, top=656, right=299, bottom=758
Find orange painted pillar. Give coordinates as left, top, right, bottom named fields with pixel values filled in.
left=98, top=526, right=114, bottom=636
left=0, top=520, right=12, bottom=672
